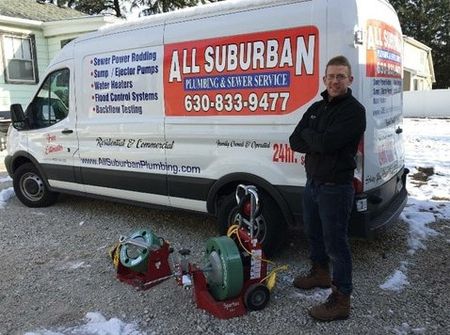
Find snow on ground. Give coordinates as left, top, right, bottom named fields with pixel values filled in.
left=379, top=269, right=410, bottom=292
left=0, top=164, right=14, bottom=208
left=0, top=175, right=11, bottom=183
left=0, top=186, right=14, bottom=209
left=379, top=118, right=450, bottom=292
left=293, top=287, right=332, bottom=303
left=24, top=312, right=144, bottom=335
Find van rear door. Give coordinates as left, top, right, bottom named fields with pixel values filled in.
left=344, top=0, right=408, bottom=237
left=357, top=0, right=405, bottom=192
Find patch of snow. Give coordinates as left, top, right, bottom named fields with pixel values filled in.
left=57, top=261, right=91, bottom=271
left=293, top=288, right=332, bottom=302
left=0, top=186, right=15, bottom=208
left=380, top=270, right=409, bottom=292
left=0, top=176, right=12, bottom=183
left=24, top=312, right=144, bottom=335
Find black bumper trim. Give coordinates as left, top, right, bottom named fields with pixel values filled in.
left=349, top=172, right=408, bottom=238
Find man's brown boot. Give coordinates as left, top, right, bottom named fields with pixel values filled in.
left=309, top=286, right=351, bottom=321
left=293, top=263, right=331, bottom=289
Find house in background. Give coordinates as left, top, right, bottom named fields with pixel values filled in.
left=0, top=0, right=118, bottom=149
left=403, top=35, right=435, bottom=91
left=402, top=37, right=448, bottom=118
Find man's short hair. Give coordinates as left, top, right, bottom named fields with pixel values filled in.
left=326, top=55, right=352, bottom=76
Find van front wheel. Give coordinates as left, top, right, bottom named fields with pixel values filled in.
left=13, top=163, right=58, bottom=207
left=217, top=192, right=286, bottom=256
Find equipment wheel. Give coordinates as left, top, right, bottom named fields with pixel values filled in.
left=119, top=229, right=162, bottom=273
left=13, top=163, right=58, bottom=207
left=244, top=283, right=270, bottom=311
left=205, top=236, right=243, bottom=301
left=217, top=191, right=286, bottom=256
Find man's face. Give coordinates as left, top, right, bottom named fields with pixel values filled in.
left=323, top=65, right=353, bottom=99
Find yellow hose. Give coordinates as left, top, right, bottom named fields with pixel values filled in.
left=226, top=225, right=288, bottom=291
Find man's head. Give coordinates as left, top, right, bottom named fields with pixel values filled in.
left=323, top=55, right=354, bottom=99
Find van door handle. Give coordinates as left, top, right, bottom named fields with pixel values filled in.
left=395, top=127, right=403, bottom=134
left=61, top=129, right=73, bottom=134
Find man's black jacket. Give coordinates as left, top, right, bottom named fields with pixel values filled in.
left=289, top=88, right=366, bottom=184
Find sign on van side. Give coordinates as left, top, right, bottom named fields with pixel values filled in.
left=164, top=26, right=319, bottom=116
left=87, top=48, right=161, bottom=117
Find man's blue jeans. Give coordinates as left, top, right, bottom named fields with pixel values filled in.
left=303, top=179, right=354, bottom=295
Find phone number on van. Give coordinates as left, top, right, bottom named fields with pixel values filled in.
left=184, top=92, right=290, bottom=113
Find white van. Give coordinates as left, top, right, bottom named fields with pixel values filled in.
left=5, top=0, right=408, bottom=253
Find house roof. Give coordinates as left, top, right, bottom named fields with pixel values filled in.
left=0, top=0, right=85, bottom=22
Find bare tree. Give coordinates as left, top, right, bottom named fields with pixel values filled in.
left=133, top=0, right=223, bottom=16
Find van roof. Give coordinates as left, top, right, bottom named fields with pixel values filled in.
left=75, top=0, right=311, bottom=42
left=74, top=0, right=396, bottom=43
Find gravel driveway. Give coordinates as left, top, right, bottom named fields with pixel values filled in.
left=0, top=164, right=449, bottom=335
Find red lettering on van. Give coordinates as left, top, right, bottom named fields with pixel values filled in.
left=45, top=144, right=64, bottom=155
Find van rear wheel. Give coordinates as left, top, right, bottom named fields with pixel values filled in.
left=217, top=192, right=286, bottom=256
left=13, top=163, right=58, bottom=207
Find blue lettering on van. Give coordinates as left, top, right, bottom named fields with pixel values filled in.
left=110, top=92, right=131, bottom=101
left=114, top=67, right=136, bottom=77
left=132, top=51, right=157, bottom=62
left=184, top=71, right=290, bottom=91
left=376, top=49, right=401, bottom=63
left=95, top=105, right=120, bottom=114
left=94, top=69, right=109, bottom=78
left=93, top=57, right=110, bottom=66
left=111, top=54, right=131, bottom=64
left=132, top=92, right=158, bottom=102
left=95, top=93, right=109, bottom=102
left=94, top=81, right=110, bottom=90
left=122, top=105, right=143, bottom=114
left=111, top=80, right=133, bottom=89
left=136, top=65, right=159, bottom=75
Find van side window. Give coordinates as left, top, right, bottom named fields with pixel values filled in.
left=26, top=68, right=70, bottom=129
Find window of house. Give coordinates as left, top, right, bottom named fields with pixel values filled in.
left=2, top=34, right=38, bottom=84
left=60, top=38, right=74, bottom=48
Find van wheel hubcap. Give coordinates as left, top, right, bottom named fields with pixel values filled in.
left=21, top=173, right=44, bottom=201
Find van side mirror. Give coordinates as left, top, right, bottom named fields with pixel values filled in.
left=10, top=104, right=27, bottom=130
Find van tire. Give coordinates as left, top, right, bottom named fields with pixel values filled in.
left=13, top=163, right=58, bottom=207
left=217, top=192, right=286, bottom=256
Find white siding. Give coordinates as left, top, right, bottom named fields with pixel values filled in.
left=47, top=33, right=80, bottom=60
left=403, top=38, right=434, bottom=91
left=403, top=42, right=431, bottom=78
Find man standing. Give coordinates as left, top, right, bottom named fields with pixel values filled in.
left=289, top=55, right=366, bottom=321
